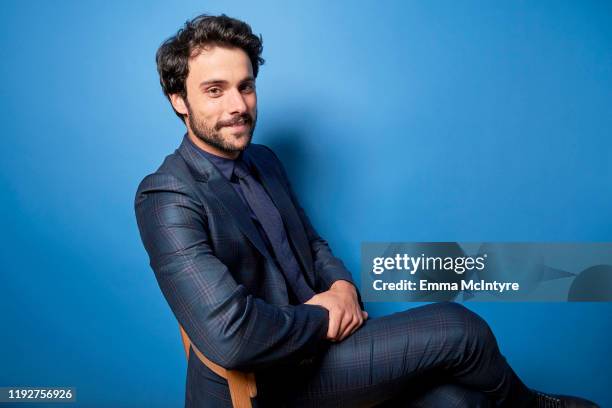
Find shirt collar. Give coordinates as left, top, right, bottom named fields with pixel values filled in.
left=185, top=134, right=240, bottom=181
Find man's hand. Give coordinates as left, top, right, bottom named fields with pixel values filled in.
left=305, top=280, right=368, bottom=342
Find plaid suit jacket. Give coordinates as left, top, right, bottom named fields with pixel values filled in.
left=135, top=136, right=362, bottom=381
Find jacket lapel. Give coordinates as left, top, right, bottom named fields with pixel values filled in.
left=244, top=150, right=316, bottom=287
left=177, top=137, right=273, bottom=261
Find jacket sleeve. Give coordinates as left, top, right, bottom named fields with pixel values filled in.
left=263, top=147, right=364, bottom=307
left=134, top=172, right=329, bottom=371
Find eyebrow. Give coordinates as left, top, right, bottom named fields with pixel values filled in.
left=199, top=76, right=255, bottom=88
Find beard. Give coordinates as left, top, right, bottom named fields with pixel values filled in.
left=186, top=103, right=256, bottom=155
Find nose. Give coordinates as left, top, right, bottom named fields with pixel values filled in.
left=225, top=88, right=248, bottom=115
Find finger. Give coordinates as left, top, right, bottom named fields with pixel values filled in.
left=327, top=310, right=342, bottom=341
left=348, top=323, right=361, bottom=337
left=355, top=307, right=364, bottom=325
left=343, top=311, right=367, bottom=339
left=341, top=308, right=366, bottom=340
left=347, top=312, right=366, bottom=337
left=348, top=308, right=363, bottom=329
left=338, top=315, right=357, bottom=341
left=335, top=311, right=352, bottom=341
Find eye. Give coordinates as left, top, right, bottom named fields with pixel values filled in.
left=206, top=87, right=223, bottom=97
left=240, top=83, right=255, bottom=93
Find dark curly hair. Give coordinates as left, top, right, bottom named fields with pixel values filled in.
left=156, top=14, right=265, bottom=121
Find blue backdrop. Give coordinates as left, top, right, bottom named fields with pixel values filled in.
left=1, top=1, right=610, bottom=406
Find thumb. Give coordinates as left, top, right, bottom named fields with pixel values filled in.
left=362, top=310, right=369, bottom=320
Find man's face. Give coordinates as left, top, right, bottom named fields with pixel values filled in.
left=172, top=45, right=257, bottom=158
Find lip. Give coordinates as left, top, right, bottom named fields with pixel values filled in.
left=227, top=123, right=249, bottom=131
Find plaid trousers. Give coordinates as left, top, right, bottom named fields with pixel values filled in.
left=189, top=302, right=534, bottom=408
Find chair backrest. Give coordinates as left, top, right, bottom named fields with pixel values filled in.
left=178, top=324, right=257, bottom=408
left=179, top=325, right=191, bottom=358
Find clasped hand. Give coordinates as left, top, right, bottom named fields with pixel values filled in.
left=305, top=280, right=368, bottom=342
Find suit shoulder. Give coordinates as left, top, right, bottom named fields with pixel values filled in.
left=135, top=151, right=194, bottom=203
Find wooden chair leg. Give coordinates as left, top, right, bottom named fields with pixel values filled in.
left=179, top=325, right=257, bottom=408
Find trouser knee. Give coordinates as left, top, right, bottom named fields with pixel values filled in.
left=436, top=302, right=496, bottom=347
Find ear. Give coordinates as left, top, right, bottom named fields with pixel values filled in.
left=169, top=93, right=189, bottom=116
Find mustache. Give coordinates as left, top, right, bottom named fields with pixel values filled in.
left=216, top=114, right=253, bottom=130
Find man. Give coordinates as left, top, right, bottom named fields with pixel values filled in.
left=135, top=14, right=598, bottom=408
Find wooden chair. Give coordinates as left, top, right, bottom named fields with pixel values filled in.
left=179, top=325, right=258, bottom=408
